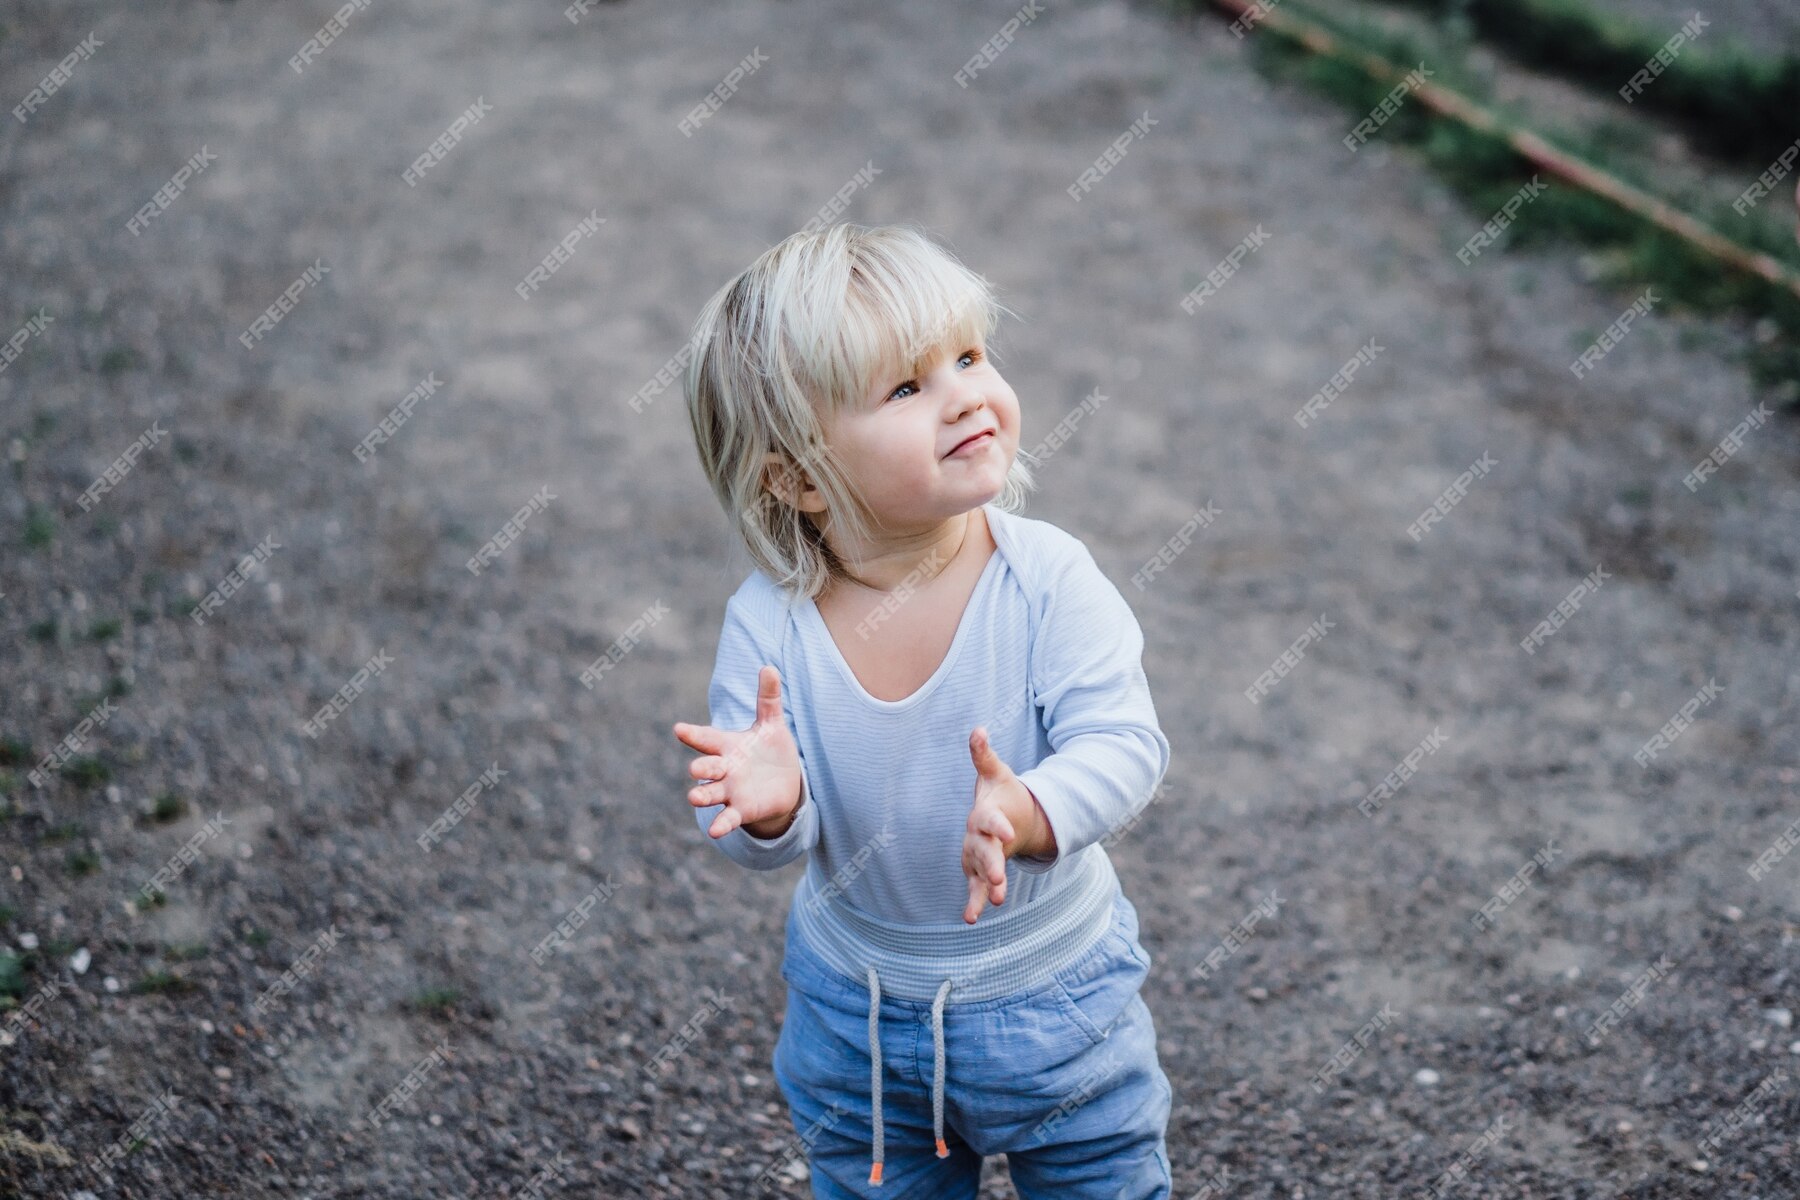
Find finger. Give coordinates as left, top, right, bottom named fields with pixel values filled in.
left=968, top=726, right=1004, bottom=780
left=687, top=755, right=730, bottom=781
left=979, top=835, right=1007, bottom=890
left=973, top=805, right=1015, bottom=845
left=708, top=806, right=743, bottom=839
left=965, top=872, right=988, bottom=924
left=754, top=665, right=784, bottom=726
left=688, top=780, right=727, bottom=807
left=673, top=722, right=721, bottom=754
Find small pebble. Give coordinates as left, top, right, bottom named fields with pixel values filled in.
left=18, top=932, right=38, bottom=950
left=70, top=947, right=91, bottom=974
left=1763, top=1008, right=1792, bottom=1029
left=103, top=976, right=120, bottom=993
left=213, top=1066, right=232, bottom=1079
left=1414, top=1068, right=1440, bottom=1086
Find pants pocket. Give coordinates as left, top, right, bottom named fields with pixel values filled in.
left=1049, top=926, right=1149, bottom=1047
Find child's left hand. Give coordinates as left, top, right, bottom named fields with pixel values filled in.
left=962, top=726, right=1052, bottom=924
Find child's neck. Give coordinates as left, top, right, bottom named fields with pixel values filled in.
left=829, top=508, right=983, bottom=596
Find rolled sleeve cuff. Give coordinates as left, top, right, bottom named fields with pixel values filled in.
left=1009, top=779, right=1064, bottom=874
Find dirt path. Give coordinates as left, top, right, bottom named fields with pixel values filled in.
left=3, top=0, right=1797, bottom=1196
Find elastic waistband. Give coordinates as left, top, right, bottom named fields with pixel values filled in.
left=791, top=845, right=1119, bottom=1004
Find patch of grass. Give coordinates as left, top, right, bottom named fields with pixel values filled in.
left=0, top=738, right=28, bottom=768
left=1380, top=0, right=1800, bottom=165
left=65, top=848, right=100, bottom=877
left=98, top=347, right=143, bottom=376
left=23, top=506, right=53, bottom=550
left=78, top=676, right=133, bottom=712
left=0, top=950, right=24, bottom=1003
left=242, top=926, right=271, bottom=948
left=132, top=890, right=168, bottom=912
left=405, top=986, right=462, bottom=1015
left=64, top=756, right=110, bottom=787
left=43, top=822, right=85, bottom=844
left=166, top=941, right=209, bottom=962
left=150, top=792, right=187, bottom=823
left=1244, top=9, right=1800, bottom=402
left=27, top=618, right=57, bottom=643
left=86, top=616, right=122, bottom=642
left=132, top=969, right=194, bottom=995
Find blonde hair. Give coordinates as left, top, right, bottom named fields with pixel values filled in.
left=684, top=222, right=1037, bottom=601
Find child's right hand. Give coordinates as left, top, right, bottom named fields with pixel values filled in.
left=673, top=665, right=804, bottom=839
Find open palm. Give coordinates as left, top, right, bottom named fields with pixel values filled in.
left=673, top=664, right=803, bottom=839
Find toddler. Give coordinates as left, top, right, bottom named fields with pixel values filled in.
left=671, top=222, right=1174, bottom=1198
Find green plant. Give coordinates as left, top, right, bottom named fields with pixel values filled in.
left=98, top=347, right=142, bottom=375
left=132, top=969, right=193, bottom=995
left=1242, top=7, right=1800, bottom=402
left=0, top=950, right=24, bottom=1003
left=23, top=507, right=53, bottom=550
left=1379, top=0, right=1800, bottom=164
left=64, top=757, right=110, bottom=787
left=405, top=987, right=462, bottom=1015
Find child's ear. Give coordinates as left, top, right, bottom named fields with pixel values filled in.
left=761, top=451, right=828, bottom=513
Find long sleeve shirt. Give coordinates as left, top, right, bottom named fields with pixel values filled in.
left=691, top=501, right=1171, bottom=926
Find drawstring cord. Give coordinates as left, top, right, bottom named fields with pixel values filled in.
left=930, top=976, right=951, bottom=1160
left=866, top=966, right=955, bottom=1185
left=866, top=967, right=883, bottom=1185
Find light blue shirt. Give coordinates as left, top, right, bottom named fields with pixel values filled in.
left=694, top=502, right=1171, bottom=926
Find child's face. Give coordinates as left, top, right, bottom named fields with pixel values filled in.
left=824, top=339, right=1019, bottom=530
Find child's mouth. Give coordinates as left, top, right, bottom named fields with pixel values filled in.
left=947, top=430, right=995, bottom=457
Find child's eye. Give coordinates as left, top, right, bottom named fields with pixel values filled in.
left=883, top=349, right=983, bottom=403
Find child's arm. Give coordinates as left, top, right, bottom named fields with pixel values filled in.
left=677, top=591, right=819, bottom=870
left=1008, top=539, right=1171, bottom=874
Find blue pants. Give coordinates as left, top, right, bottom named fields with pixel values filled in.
left=772, top=886, right=1173, bottom=1199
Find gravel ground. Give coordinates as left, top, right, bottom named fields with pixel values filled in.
left=2, top=0, right=1797, bottom=1197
